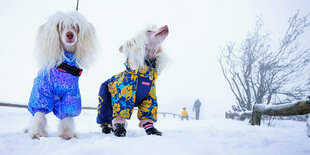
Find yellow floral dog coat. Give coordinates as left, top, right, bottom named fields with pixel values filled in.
left=96, top=62, right=158, bottom=125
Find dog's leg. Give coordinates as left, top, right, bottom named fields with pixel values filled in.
left=138, top=119, right=155, bottom=128
left=139, top=119, right=162, bottom=136
left=112, top=117, right=127, bottom=127
left=28, top=112, right=48, bottom=139
left=58, top=117, right=78, bottom=140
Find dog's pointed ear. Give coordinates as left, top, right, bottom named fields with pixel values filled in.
left=119, top=46, right=123, bottom=53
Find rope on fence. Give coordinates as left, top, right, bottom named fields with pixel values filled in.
left=0, top=103, right=27, bottom=108
left=0, top=102, right=97, bottom=110
left=0, top=103, right=195, bottom=119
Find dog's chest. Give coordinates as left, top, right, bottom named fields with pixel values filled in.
left=51, top=67, right=79, bottom=95
left=110, top=73, right=153, bottom=106
left=135, top=76, right=152, bottom=106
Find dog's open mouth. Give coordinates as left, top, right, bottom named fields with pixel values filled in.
left=65, top=40, right=76, bottom=45
left=156, top=29, right=169, bottom=36
left=155, top=25, right=169, bottom=37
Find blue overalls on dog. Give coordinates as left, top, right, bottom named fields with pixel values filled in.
left=28, top=51, right=82, bottom=119
left=96, top=62, right=158, bottom=125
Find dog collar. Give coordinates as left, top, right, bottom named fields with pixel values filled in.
left=57, top=62, right=83, bottom=76
left=145, top=58, right=157, bottom=70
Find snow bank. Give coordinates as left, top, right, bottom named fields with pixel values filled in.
left=0, top=107, right=310, bottom=155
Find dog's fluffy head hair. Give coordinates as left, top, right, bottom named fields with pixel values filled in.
left=120, top=25, right=169, bottom=75
left=35, top=11, right=98, bottom=69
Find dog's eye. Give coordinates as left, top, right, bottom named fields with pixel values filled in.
left=147, top=30, right=153, bottom=33
left=59, top=24, right=64, bottom=31
left=73, top=24, right=78, bottom=29
left=57, top=24, right=64, bottom=31
left=58, top=22, right=64, bottom=30
left=76, top=25, right=80, bottom=33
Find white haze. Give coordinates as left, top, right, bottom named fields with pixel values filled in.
left=0, top=0, right=309, bottom=118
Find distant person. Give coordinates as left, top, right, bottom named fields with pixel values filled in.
left=193, top=99, right=201, bottom=120
left=181, top=107, right=189, bottom=120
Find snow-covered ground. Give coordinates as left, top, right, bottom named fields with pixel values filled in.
left=0, top=107, right=310, bottom=155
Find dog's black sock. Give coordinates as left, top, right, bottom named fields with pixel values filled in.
left=101, top=123, right=112, bottom=134
left=113, top=123, right=126, bottom=137
left=143, top=122, right=162, bottom=136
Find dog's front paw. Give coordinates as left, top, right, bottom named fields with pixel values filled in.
left=29, top=130, right=48, bottom=140
left=101, top=123, right=112, bottom=134
left=59, top=132, right=78, bottom=140
left=28, top=112, right=48, bottom=139
left=58, top=117, right=78, bottom=140
left=113, top=123, right=126, bottom=137
left=143, top=122, right=162, bottom=136
left=30, top=133, right=41, bottom=140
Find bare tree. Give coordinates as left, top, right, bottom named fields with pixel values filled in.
left=220, top=12, right=310, bottom=117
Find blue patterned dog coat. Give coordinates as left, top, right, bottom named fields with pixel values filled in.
left=28, top=51, right=82, bottom=119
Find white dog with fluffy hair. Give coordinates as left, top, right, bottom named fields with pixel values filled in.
left=120, top=25, right=169, bottom=75
left=26, top=11, right=98, bottom=140
left=96, top=25, right=169, bottom=137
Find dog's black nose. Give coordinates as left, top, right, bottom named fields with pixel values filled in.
left=66, top=32, right=74, bottom=40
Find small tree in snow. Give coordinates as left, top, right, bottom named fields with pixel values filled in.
left=220, top=11, right=310, bottom=114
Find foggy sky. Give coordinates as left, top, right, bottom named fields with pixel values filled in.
left=0, top=0, right=309, bottom=118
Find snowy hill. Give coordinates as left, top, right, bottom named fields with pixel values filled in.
left=1, top=107, right=310, bottom=155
